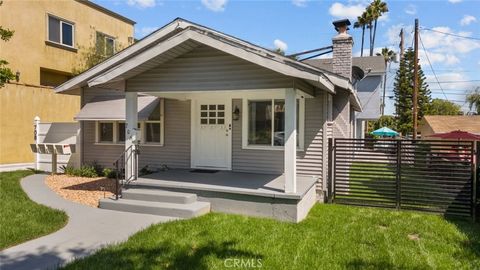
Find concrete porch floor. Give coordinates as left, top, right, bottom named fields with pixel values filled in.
left=134, top=170, right=318, bottom=199
left=128, top=170, right=319, bottom=222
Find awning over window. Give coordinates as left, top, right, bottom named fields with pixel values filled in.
left=75, top=95, right=159, bottom=121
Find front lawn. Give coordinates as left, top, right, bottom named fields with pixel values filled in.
left=64, top=204, right=479, bottom=269
left=0, top=170, right=68, bottom=249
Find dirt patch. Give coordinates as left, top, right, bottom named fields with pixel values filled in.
left=45, top=175, right=116, bottom=207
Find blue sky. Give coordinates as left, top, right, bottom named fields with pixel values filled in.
left=93, top=0, right=480, bottom=114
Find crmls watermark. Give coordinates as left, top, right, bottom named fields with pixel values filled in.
left=224, top=258, right=263, bottom=268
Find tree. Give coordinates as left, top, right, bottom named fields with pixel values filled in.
left=466, top=87, right=480, bottom=114
left=354, top=13, right=368, bottom=57
left=369, top=115, right=397, bottom=131
left=366, top=0, right=388, bottom=56
left=0, top=1, right=15, bottom=87
left=426, top=98, right=462, bottom=115
left=72, top=32, right=125, bottom=75
left=393, top=48, right=431, bottom=135
left=376, top=47, right=396, bottom=115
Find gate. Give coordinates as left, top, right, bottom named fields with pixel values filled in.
left=329, top=138, right=477, bottom=220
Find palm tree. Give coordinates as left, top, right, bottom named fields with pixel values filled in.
left=368, top=0, right=389, bottom=56
left=376, top=47, right=396, bottom=115
left=354, top=14, right=368, bottom=57
left=467, top=87, right=480, bottom=114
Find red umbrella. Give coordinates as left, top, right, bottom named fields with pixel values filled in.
left=428, top=130, right=480, bottom=140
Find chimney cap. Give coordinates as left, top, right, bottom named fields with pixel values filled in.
left=332, top=19, right=351, bottom=31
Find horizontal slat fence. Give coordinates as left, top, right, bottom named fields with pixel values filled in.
left=330, top=138, right=475, bottom=220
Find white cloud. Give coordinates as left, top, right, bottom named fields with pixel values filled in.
left=201, top=0, right=227, bottom=12
left=419, top=50, right=460, bottom=66
left=137, top=26, right=158, bottom=37
left=460, top=15, right=477, bottom=26
left=292, top=0, right=307, bottom=7
left=273, top=39, right=288, bottom=52
left=404, top=4, right=417, bottom=15
left=448, top=0, right=462, bottom=3
left=425, top=72, right=474, bottom=91
left=328, top=2, right=365, bottom=20
left=421, top=26, right=480, bottom=54
left=127, top=0, right=155, bottom=8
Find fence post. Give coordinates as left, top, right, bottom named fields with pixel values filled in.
left=472, top=141, right=477, bottom=222
left=327, top=138, right=334, bottom=203
left=34, top=116, right=40, bottom=170
left=396, top=140, right=402, bottom=210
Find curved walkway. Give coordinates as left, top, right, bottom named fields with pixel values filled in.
left=0, top=174, right=175, bottom=270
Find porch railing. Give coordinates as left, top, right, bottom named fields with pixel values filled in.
left=113, top=144, right=139, bottom=200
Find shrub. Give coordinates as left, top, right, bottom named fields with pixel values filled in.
left=77, top=165, right=98, bottom=178
left=87, top=161, right=104, bottom=176
left=102, top=168, right=117, bottom=179
left=61, top=165, right=76, bottom=175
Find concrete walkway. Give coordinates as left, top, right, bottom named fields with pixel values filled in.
left=0, top=174, right=175, bottom=270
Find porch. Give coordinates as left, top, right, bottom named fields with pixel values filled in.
left=120, top=170, right=318, bottom=222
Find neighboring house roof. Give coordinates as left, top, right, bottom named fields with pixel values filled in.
left=55, top=18, right=362, bottom=111
left=304, top=56, right=385, bottom=75
left=421, top=115, right=480, bottom=134
left=355, top=75, right=382, bottom=120
left=76, top=0, right=136, bottom=25
left=75, top=95, right=159, bottom=121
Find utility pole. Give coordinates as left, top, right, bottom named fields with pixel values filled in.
left=412, top=19, right=419, bottom=139
left=399, top=28, right=404, bottom=60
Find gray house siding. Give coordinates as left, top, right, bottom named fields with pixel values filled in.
left=231, top=96, right=325, bottom=181
left=82, top=87, right=191, bottom=169
left=126, top=45, right=314, bottom=95
left=81, top=89, right=325, bottom=185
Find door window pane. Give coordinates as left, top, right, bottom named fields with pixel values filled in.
left=48, top=16, right=60, bottom=43
left=99, top=123, right=113, bottom=142
left=61, top=23, right=73, bottom=46
left=146, top=123, right=161, bottom=143
left=248, top=101, right=272, bottom=145
left=118, top=123, right=126, bottom=142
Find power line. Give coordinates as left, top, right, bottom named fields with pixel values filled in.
left=420, top=27, right=480, bottom=41
left=419, top=32, right=448, bottom=100
left=424, top=80, right=480, bottom=84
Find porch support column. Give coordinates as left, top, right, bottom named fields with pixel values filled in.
left=284, top=88, right=297, bottom=193
left=125, top=92, right=138, bottom=181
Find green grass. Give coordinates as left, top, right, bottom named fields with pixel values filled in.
left=64, top=204, right=479, bottom=270
left=0, top=170, right=68, bottom=249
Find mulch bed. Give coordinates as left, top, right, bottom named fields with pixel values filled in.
left=45, top=175, right=116, bottom=207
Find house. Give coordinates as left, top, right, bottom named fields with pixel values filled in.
left=54, top=18, right=361, bottom=222
left=419, top=115, right=480, bottom=137
left=0, top=0, right=135, bottom=171
left=305, top=56, right=385, bottom=138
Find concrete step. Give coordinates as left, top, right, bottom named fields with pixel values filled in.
left=122, top=188, right=197, bottom=204
left=99, top=198, right=210, bottom=218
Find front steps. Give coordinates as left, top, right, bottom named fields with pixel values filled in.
left=99, top=188, right=210, bottom=218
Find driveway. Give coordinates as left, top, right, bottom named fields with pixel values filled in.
left=0, top=174, right=175, bottom=270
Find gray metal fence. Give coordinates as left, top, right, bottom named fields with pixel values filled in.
left=328, top=138, right=477, bottom=220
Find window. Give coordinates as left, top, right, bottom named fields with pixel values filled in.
left=98, top=122, right=114, bottom=142
left=95, top=100, right=164, bottom=145
left=144, top=102, right=163, bottom=144
left=96, top=31, right=115, bottom=57
left=47, top=15, right=74, bottom=47
left=245, top=99, right=304, bottom=149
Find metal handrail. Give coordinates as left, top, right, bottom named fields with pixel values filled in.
left=112, top=144, right=138, bottom=200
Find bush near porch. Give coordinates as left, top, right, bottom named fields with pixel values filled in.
left=63, top=204, right=479, bottom=270
left=0, top=170, right=68, bottom=249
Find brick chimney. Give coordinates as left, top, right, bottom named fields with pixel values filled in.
left=332, top=19, right=353, bottom=80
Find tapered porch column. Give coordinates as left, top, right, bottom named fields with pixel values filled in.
left=284, top=88, right=297, bottom=193
left=125, top=92, right=138, bottom=181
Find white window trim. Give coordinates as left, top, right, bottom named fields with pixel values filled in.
left=46, top=13, right=75, bottom=48
left=242, top=96, right=305, bottom=151
left=94, top=100, right=165, bottom=146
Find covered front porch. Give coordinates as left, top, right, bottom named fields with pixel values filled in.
left=129, top=169, right=318, bottom=222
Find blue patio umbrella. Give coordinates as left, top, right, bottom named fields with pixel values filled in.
left=371, top=127, right=399, bottom=137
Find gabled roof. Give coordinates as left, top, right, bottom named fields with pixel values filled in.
left=55, top=18, right=361, bottom=110
left=421, top=115, right=480, bottom=134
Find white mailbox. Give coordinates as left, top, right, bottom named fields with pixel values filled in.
left=30, top=143, right=77, bottom=173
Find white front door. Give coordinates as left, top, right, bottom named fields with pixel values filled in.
left=192, top=98, right=232, bottom=169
